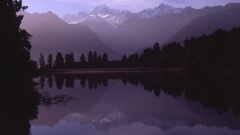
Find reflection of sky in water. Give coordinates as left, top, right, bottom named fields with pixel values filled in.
left=31, top=77, right=240, bottom=135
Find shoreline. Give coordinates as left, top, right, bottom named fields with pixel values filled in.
left=38, top=67, right=184, bottom=74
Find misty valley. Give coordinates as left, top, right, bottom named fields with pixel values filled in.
left=2, top=1, right=240, bottom=135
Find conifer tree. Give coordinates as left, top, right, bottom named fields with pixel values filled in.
left=38, top=53, right=45, bottom=68
left=47, top=54, right=53, bottom=68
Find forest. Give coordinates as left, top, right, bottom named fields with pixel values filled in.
left=38, top=27, right=240, bottom=71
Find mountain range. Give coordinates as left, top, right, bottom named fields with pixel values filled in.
left=20, top=3, right=240, bottom=61
left=62, top=3, right=183, bottom=27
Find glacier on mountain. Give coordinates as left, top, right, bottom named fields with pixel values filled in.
left=62, top=3, right=183, bottom=27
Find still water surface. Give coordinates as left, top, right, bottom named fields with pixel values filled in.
left=31, top=72, right=240, bottom=135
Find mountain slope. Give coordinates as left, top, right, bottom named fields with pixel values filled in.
left=80, top=4, right=229, bottom=55
left=168, top=3, right=240, bottom=43
left=20, top=12, right=118, bottom=60
left=138, top=3, right=183, bottom=18
left=62, top=4, right=134, bottom=27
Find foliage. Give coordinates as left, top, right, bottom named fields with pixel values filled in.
left=0, top=0, right=36, bottom=77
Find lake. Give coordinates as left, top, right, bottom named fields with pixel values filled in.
left=30, top=72, right=240, bottom=135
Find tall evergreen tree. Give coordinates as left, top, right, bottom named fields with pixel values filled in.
left=88, top=51, right=93, bottom=63
left=80, top=53, right=87, bottom=63
left=153, top=43, right=161, bottom=54
left=0, top=2, right=40, bottom=135
left=55, top=52, right=64, bottom=68
left=38, top=53, right=45, bottom=68
left=47, top=54, right=53, bottom=68
left=93, top=51, right=98, bottom=62
left=0, top=0, right=34, bottom=76
left=65, top=53, right=74, bottom=67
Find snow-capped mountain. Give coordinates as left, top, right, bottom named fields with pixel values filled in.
left=62, top=3, right=183, bottom=27
left=138, top=3, right=183, bottom=18
left=62, top=12, right=89, bottom=24
left=62, top=4, right=134, bottom=27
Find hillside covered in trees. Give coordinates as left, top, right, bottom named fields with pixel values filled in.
left=39, top=27, right=240, bottom=71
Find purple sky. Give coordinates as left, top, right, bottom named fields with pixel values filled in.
left=22, top=0, right=240, bottom=17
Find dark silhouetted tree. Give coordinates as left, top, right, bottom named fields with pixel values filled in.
left=47, top=54, right=53, bottom=68
left=153, top=43, right=161, bottom=54
left=88, top=51, right=93, bottom=63
left=102, top=53, right=108, bottom=62
left=97, top=55, right=102, bottom=62
left=93, top=51, right=98, bottom=62
left=0, top=2, right=41, bottom=135
left=55, top=52, right=64, bottom=68
left=128, top=53, right=139, bottom=67
left=65, top=53, right=74, bottom=67
left=38, top=53, right=45, bottom=68
left=160, top=42, right=184, bottom=67
left=0, top=0, right=35, bottom=77
left=80, top=53, right=87, bottom=63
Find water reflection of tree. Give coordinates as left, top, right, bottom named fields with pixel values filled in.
left=0, top=76, right=74, bottom=135
left=39, top=75, right=45, bottom=89
left=46, top=75, right=53, bottom=88
left=41, top=72, right=240, bottom=116
left=0, top=77, right=41, bottom=135
left=54, top=75, right=65, bottom=90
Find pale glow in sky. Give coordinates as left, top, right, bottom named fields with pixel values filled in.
left=22, top=0, right=240, bottom=17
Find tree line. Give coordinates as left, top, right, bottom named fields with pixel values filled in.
left=39, top=51, right=109, bottom=68
left=39, top=27, right=240, bottom=71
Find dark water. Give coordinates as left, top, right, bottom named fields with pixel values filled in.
left=29, top=72, right=240, bottom=135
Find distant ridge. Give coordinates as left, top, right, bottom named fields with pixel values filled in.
left=168, top=3, right=240, bottom=43
left=20, top=12, right=119, bottom=60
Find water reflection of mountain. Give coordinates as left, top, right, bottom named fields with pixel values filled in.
left=33, top=72, right=240, bottom=133
left=39, top=72, right=240, bottom=116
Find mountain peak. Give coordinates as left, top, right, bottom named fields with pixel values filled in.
left=91, top=4, right=109, bottom=14
left=46, top=11, right=55, bottom=15
left=158, top=3, right=172, bottom=8
left=138, top=3, right=183, bottom=18
left=95, top=4, right=108, bottom=8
